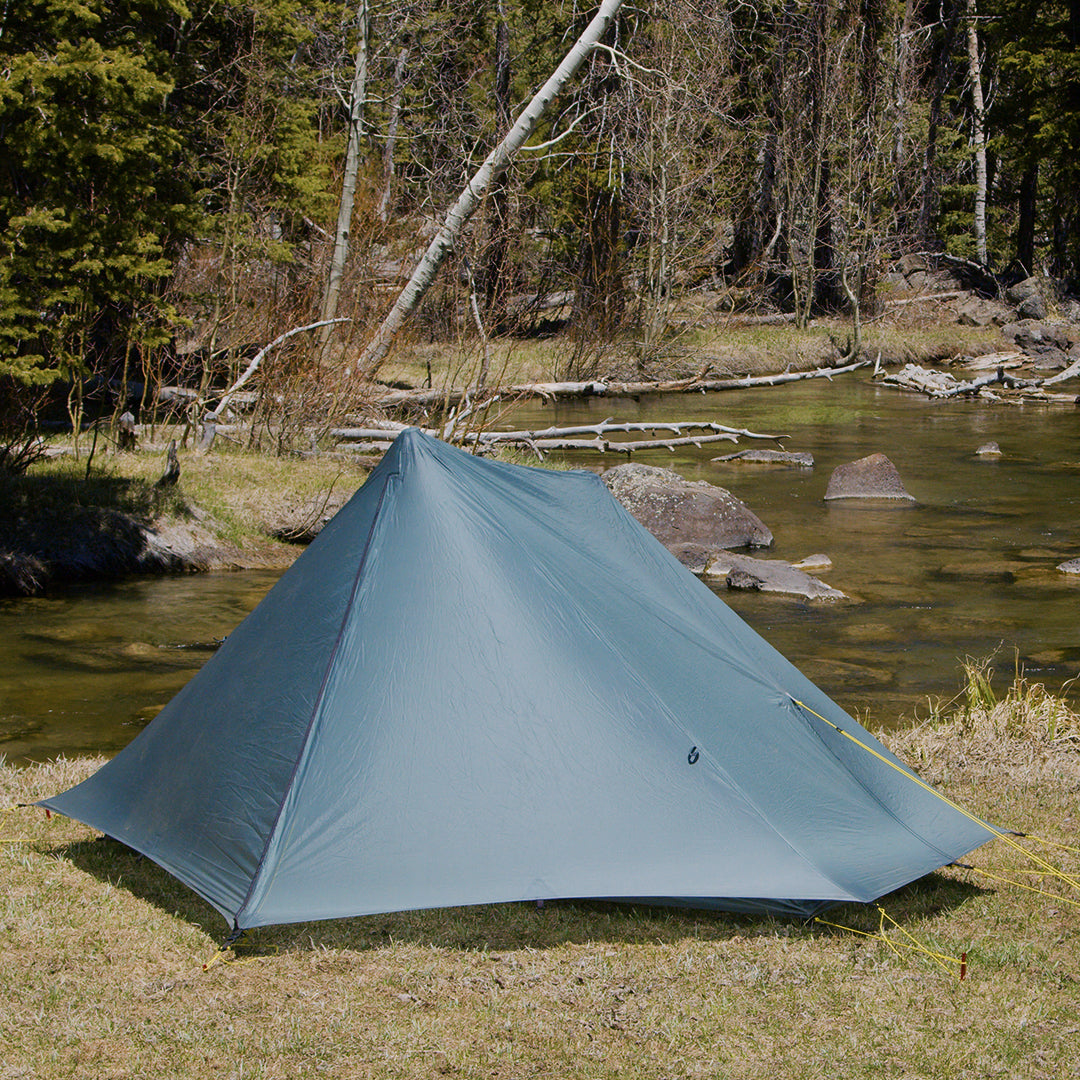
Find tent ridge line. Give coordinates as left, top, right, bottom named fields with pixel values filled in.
left=234, top=464, right=399, bottom=928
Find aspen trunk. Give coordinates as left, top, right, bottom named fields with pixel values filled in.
left=966, top=0, right=988, bottom=266
left=355, top=0, right=627, bottom=380
left=377, top=43, right=409, bottom=224
left=320, top=0, right=369, bottom=346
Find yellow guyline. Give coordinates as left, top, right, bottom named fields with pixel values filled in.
left=814, top=906, right=964, bottom=978
left=789, top=698, right=1080, bottom=896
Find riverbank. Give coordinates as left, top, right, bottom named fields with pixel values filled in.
left=0, top=446, right=371, bottom=596
left=3, top=669, right=1078, bottom=1079
left=2, top=298, right=1074, bottom=598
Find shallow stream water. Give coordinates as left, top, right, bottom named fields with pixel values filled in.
left=2, top=376, right=1077, bottom=762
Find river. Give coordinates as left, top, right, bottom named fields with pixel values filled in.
left=2, top=376, right=1077, bottom=762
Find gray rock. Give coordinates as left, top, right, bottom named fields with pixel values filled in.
left=790, top=553, right=833, bottom=571
left=1030, top=349, right=1070, bottom=371
left=1003, top=319, right=1049, bottom=347
left=1005, top=275, right=1046, bottom=306
left=824, top=453, right=915, bottom=501
left=1001, top=320, right=1035, bottom=344
left=976, top=442, right=1002, bottom=456
left=956, top=297, right=1007, bottom=327
left=1002, top=320, right=1075, bottom=365
left=602, top=462, right=773, bottom=555
left=1018, top=293, right=1048, bottom=320
left=897, top=254, right=930, bottom=277
left=893, top=255, right=961, bottom=293
left=667, top=543, right=714, bottom=574
left=703, top=551, right=846, bottom=601
left=1058, top=558, right=1080, bottom=574
left=712, top=449, right=814, bottom=467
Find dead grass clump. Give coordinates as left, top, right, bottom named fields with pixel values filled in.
left=885, top=655, right=1080, bottom=792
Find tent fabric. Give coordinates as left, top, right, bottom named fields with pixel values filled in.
left=43, top=428, right=994, bottom=929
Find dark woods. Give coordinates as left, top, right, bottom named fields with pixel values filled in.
left=1, top=0, right=1077, bottom=447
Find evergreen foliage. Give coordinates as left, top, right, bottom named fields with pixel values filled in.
left=0, top=0, right=193, bottom=384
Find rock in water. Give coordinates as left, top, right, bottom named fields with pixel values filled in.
left=976, top=442, right=1002, bottom=456
left=704, top=552, right=846, bottom=601
left=824, top=453, right=915, bottom=501
left=712, top=449, right=814, bottom=467
left=602, top=462, right=773, bottom=554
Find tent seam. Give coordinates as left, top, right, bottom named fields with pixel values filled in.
left=233, top=464, right=398, bottom=927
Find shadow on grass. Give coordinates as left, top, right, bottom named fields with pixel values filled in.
left=56, top=834, right=991, bottom=957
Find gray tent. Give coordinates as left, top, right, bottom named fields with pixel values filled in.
left=44, top=428, right=993, bottom=930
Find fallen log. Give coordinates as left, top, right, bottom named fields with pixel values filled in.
left=519, top=433, right=741, bottom=453
left=881, top=362, right=1080, bottom=402
left=1043, top=357, right=1080, bottom=386
left=370, top=358, right=874, bottom=409
left=329, top=418, right=786, bottom=456
left=483, top=420, right=785, bottom=443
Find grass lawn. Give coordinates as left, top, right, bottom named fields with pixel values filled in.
left=2, top=669, right=1078, bottom=1079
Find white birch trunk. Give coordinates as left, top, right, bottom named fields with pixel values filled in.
left=377, top=44, right=409, bottom=223
left=966, top=0, right=988, bottom=266
left=320, top=0, right=369, bottom=346
left=355, top=0, right=627, bottom=379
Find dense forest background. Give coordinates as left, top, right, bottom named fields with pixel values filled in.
left=2, top=0, right=1078, bottom=439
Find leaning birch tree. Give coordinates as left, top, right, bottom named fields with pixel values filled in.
left=355, top=0, right=627, bottom=380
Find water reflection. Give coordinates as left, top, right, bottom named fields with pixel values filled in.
left=1, top=572, right=280, bottom=762
left=1, top=377, right=1077, bottom=761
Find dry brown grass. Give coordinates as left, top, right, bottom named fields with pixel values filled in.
left=373, top=302, right=1009, bottom=390
left=3, top=667, right=1080, bottom=1079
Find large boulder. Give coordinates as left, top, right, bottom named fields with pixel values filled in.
left=602, top=462, right=773, bottom=555
left=956, top=297, right=1008, bottom=327
left=893, top=254, right=962, bottom=293
left=1006, top=276, right=1050, bottom=320
left=824, top=453, right=915, bottom=501
left=1001, top=319, right=1076, bottom=371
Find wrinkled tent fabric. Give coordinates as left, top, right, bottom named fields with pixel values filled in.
left=43, top=428, right=994, bottom=930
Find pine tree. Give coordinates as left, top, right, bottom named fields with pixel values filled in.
left=0, top=0, right=195, bottom=385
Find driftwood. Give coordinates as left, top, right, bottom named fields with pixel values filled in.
left=1043, top=356, right=1080, bottom=386
left=881, top=290, right=967, bottom=309
left=486, top=420, right=784, bottom=442
left=330, top=419, right=786, bottom=456
left=882, top=361, right=1080, bottom=403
